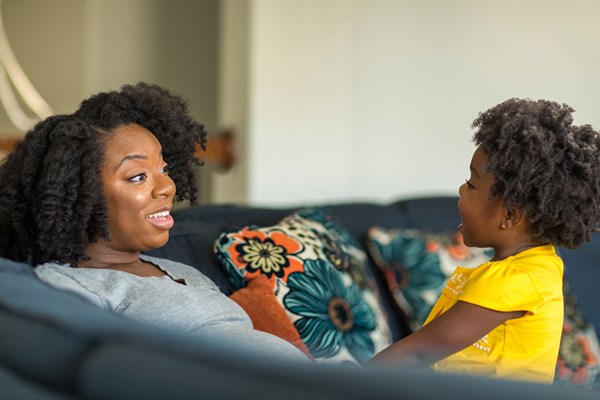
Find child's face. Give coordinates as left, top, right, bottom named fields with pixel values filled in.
left=457, top=146, right=506, bottom=249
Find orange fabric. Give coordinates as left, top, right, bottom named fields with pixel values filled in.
left=229, top=275, right=312, bottom=358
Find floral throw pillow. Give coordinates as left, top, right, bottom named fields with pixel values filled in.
left=366, top=227, right=493, bottom=332
left=214, top=207, right=392, bottom=365
left=554, top=278, right=600, bottom=388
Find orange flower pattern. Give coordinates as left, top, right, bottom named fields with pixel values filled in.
left=225, top=227, right=304, bottom=287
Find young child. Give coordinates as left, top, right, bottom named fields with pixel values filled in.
left=369, top=98, right=600, bottom=384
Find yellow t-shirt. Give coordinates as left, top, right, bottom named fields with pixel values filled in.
left=424, top=244, right=563, bottom=383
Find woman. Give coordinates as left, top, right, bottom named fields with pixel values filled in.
left=0, top=82, right=308, bottom=361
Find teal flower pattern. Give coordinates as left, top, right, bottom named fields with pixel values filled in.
left=368, top=227, right=495, bottom=332
left=383, top=234, right=445, bottom=325
left=283, top=259, right=377, bottom=364
left=296, top=207, right=359, bottom=247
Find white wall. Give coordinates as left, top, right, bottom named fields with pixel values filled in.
left=215, top=0, right=600, bottom=206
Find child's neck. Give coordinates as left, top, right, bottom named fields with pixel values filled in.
left=491, top=242, right=545, bottom=261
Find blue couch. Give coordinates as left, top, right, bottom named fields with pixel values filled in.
left=1, top=196, right=598, bottom=399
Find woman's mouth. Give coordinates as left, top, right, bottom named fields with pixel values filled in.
left=146, top=210, right=174, bottom=230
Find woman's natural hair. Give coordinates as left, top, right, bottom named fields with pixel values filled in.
left=472, top=98, right=600, bottom=249
left=0, top=82, right=206, bottom=265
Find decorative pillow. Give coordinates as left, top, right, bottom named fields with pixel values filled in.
left=215, top=207, right=392, bottom=365
left=229, top=274, right=312, bottom=358
left=366, top=227, right=493, bottom=332
left=554, top=278, right=600, bottom=388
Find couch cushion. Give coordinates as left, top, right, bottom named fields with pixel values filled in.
left=215, top=207, right=394, bottom=365
left=0, top=363, right=67, bottom=400
left=558, top=233, right=600, bottom=330
left=77, top=338, right=598, bottom=400
left=555, top=279, right=600, bottom=388
left=229, top=275, right=312, bottom=357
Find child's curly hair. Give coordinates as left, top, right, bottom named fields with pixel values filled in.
left=472, top=98, right=600, bottom=249
left=0, top=82, right=207, bottom=265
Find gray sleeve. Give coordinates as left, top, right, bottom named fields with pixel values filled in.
left=34, top=266, right=108, bottom=309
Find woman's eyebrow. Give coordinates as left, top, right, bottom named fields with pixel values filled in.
left=116, top=154, right=147, bottom=170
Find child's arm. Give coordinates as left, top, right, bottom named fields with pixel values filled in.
left=368, top=301, right=524, bottom=367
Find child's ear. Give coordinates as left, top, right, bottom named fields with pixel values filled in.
left=501, top=208, right=526, bottom=230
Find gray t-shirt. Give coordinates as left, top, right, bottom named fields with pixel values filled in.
left=35, top=255, right=308, bottom=362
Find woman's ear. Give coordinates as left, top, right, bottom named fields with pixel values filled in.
left=501, top=208, right=526, bottom=230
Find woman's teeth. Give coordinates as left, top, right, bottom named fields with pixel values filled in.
left=146, top=211, right=170, bottom=219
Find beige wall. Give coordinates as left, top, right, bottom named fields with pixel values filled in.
left=211, top=0, right=250, bottom=204
left=0, top=0, right=85, bottom=132
left=0, top=0, right=219, bottom=202
left=82, top=0, right=219, bottom=131
left=1, top=0, right=218, bottom=132
left=215, top=0, right=600, bottom=206
left=4, top=1, right=600, bottom=205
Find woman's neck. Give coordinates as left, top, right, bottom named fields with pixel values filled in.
left=78, top=240, right=142, bottom=270
left=78, top=241, right=166, bottom=278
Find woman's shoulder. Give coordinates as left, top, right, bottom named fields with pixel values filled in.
left=34, top=261, right=74, bottom=277
left=34, top=261, right=108, bottom=306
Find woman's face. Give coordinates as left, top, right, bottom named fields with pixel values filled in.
left=100, top=124, right=176, bottom=252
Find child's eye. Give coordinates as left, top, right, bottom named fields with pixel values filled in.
left=129, top=173, right=147, bottom=183
left=465, top=179, right=475, bottom=189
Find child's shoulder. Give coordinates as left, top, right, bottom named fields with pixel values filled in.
left=468, top=245, right=561, bottom=282
left=507, top=244, right=562, bottom=270
left=481, top=245, right=563, bottom=289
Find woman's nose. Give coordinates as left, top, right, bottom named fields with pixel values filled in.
left=153, top=174, right=176, bottom=199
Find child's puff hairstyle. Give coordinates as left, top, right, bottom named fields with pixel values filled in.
left=472, top=98, right=600, bottom=249
left=0, top=82, right=207, bottom=265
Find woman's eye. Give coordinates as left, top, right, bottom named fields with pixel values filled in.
left=160, top=165, right=169, bottom=174
left=129, top=173, right=147, bottom=183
